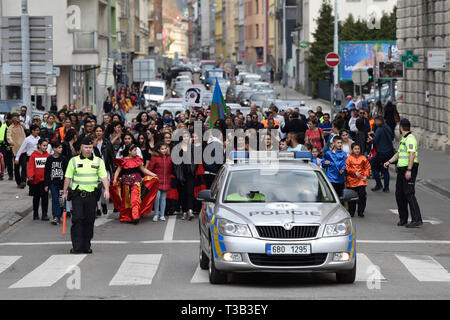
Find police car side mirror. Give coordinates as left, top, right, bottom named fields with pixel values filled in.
left=197, top=189, right=216, bottom=203
left=340, top=189, right=359, bottom=202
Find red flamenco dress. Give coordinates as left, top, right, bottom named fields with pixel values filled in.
left=110, top=156, right=159, bottom=223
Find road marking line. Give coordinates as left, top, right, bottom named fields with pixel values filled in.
left=109, top=254, right=162, bottom=286
left=9, top=254, right=86, bottom=288
left=396, top=255, right=450, bottom=282
left=0, top=256, right=21, bottom=275
left=2, top=239, right=450, bottom=246
left=94, top=216, right=114, bottom=227
left=356, top=253, right=386, bottom=282
left=163, top=216, right=177, bottom=241
left=389, top=209, right=442, bottom=225
left=190, top=264, right=209, bottom=283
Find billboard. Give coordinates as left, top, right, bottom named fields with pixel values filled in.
left=339, top=41, right=398, bottom=81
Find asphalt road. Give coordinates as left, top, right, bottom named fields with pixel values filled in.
left=0, top=180, right=449, bottom=300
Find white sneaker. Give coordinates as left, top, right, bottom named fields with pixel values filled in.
left=153, top=215, right=159, bottom=222
left=159, top=216, right=166, bottom=221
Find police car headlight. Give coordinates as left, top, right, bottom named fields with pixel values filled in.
left=323, top=219, right=352, bottom=237
left=217, top=218, right=252, bottom=238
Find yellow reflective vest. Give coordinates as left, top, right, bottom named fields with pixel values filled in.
left=398, top=133, right=418, bottom=167
left=65, top=154, right=107, bottom=192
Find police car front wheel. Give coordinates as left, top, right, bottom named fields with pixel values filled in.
left=336, top=260, right=356, bottom=284
left=199, top=243, right=209, bottom=270
left=209, top=242, right=228, bottom=284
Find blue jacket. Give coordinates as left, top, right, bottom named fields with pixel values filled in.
left=322, top=150, right=347, bottom=183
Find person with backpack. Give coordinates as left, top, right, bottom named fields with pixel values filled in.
left=44, top=141, right=68, bottom=225
left=370, top=116, right=395, bottom=192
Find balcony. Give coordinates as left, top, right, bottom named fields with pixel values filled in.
left=72, top=31, right=98, bottom=54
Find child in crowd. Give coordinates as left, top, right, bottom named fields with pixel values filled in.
left=148, top=143, right=173, bottom=221
left=345, top=143, right=371, bottom=217
left=322, top=136, right=347, bottom=197
left=27, top=139, right=51, bottom=220
left=311, top=147, right=322, bottom=166
left=44, top=141, right=68, bottom=225
left=111, top=144, right=158, bottom=224
left=279, top=139, right=288, bottom=151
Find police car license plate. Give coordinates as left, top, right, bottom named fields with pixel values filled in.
left=266, top=244, right=311, bottom=255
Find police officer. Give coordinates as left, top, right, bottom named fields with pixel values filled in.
left=384, top=118, right=423, bottom=228
left=62, top=137, right=110, bottom=254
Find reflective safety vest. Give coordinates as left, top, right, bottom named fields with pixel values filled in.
left=226, top=192, right=266, bottom=202
left=65, top=154, right=107, bottom=192
left=398, top=132, right=418, bottom=167
left=0, top=124, right=7, bottom=143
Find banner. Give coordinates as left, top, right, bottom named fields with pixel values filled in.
left=339, top=41, right=398, bottom=81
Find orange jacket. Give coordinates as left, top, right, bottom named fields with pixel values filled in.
left=345, top=153, right=371, bottom=188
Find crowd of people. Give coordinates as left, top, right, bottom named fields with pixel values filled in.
left=0, top=81, right=402, bottom=224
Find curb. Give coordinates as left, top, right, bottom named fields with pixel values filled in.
left=0, top=204, right=33, bottom=234
left=419, top=180, right=450, bottom=200
left=388, top=166, right=450, bottom=200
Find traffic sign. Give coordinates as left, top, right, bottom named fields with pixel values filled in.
left=351, top=68, right=369, bottom=85
left=256, top=60, right=263, bottom=67
left=325, top=52, right=340, bottom=67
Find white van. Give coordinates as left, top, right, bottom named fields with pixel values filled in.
left=142, top=80, right=166, bottom=105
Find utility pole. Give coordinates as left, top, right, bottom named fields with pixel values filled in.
left=282, top=0, right=286, bottom=88
left=333, top=0, right=338, bottom=86
left=21, top=0, right=31, bottom=118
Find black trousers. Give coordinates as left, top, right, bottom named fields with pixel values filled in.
left=177, top=177, right=195, bottom=213
left=14, top=153, right=28, bottom=185
left=0, top=145, right=14, bottom=177
left=348, top=186, right=367, bottom=216
left=71, top=193, right=97, bottom=251
left=396, top=164, right=422, bottom=224
left=331, top=182, right=345, bottom=198
left=30, top=182, right=49, bottom=218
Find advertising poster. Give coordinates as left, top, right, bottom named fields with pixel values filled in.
left=339, top=41, right=398, bottom=81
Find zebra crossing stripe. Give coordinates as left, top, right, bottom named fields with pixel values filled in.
left=396, top=255, right=450, bottom=282
left=0, top=256, right=21, bottom=276
left=9, top=255, right=86, bottom=289
left=163, top=216, right=177, bottom=241
left=109, top=254, right=162, bottom=286
left=190, top=264, right=209, bottom=283
left=356, top=253, right=386, bottom=282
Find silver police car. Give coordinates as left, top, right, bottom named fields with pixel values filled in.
left=197, top=153, right=357, bottom=284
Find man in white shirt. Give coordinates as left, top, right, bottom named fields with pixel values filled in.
left=19, top=106, right=31, bottom=130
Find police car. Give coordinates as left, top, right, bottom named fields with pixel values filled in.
left=197, top=152, right=358, bottom=284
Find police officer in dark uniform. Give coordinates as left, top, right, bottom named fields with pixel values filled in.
left=384, top=118, right=423, bottom=228
left=62, top=137, right=110, bottom=254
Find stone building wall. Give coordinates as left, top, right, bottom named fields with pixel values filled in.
left=396, top=0, right=450, bottom=151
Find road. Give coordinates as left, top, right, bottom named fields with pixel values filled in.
left=0, top=84, right=449, bottom=300
left=0, top=175, right=449, bottom=300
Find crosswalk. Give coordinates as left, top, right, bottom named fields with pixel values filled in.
left=0, top=252, right=449, bottom=289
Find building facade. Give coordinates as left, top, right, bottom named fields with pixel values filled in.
left=294, top=0, right=398, bottom=94
left=396, top=0, right=449, bottom=151
left=244, top=0, right=265, bottom=63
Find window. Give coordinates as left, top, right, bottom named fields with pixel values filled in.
left=256, top=24, right=259, bottom=39
left=255, top=0, right=258, bottom=14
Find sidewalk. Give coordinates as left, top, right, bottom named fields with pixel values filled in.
left=0, top=179, right=33, bottom=233
left=415, top=148, right=450, bottom=198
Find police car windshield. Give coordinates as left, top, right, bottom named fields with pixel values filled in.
left=223, top=170, right=335, bottom=203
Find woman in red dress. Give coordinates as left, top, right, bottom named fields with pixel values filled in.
left=110, top=144, right=159, bottom=224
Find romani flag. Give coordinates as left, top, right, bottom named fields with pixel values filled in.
left=208, top=78, right=228, bottom=128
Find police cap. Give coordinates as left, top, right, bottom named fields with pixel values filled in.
left=81, top=136, right=93, bottom=145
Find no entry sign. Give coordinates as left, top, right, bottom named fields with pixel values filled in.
left=257, top=60, right=263, bottom=67
left=325, top=52, right=340, bottom=67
